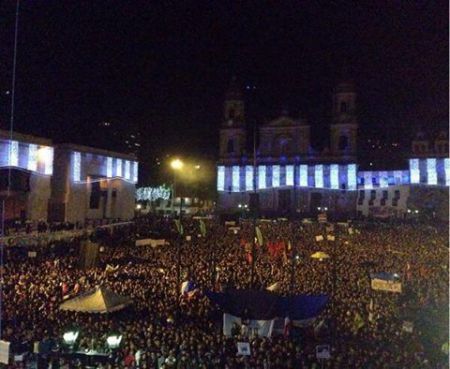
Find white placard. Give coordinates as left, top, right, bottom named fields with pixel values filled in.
left=237, top=342, right=251, bottom=356
left=315, top=235, right=324, bottom=242
left=0, top=340, right=10, bottom=364
left=326, top=235, right=335, bottom=241
left=316, top=344, right=331, bottom=360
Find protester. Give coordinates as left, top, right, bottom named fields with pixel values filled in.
left=2, top=216, right=448, bottom=368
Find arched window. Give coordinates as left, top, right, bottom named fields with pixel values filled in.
left=338, top=135, right=348, bottom=151
left=340, top=102, right=347, bottom=113
left=227, top=139, right=234, bottom=153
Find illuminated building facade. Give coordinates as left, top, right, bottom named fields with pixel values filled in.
left=0, top=130, right=138, bottom=223
left=217, top=80, right=449, bottom=219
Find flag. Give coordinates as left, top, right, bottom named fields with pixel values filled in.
left=255, top=226, right=264, bottom=246
left=266, top=282, right=279, bottom=292
left=174, top=219, right=184, bottom=235
left=105, top=264, right=119, bottom=273
left=246, top=252, right=253, bottom=265
left=353, top=312, right=365, bottom=332
left=199, top=220, right=207, bottom=237
left=180, top=281, right=198, bottom=299
left=283, top=317, right=292, bottom=337
left=368, top=298, right=375, bottom=323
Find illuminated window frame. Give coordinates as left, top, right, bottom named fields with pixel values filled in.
left=232, top=165, right=240, bottom=192
left=27, top=144, right=38, bottom=172
left=8, top=140, right=19, bottom=167
left=245, top=165, right=254, bottom=191
left=426, top=158, right=437, bottom=185
left=299, top=165, right=308, bottom=187
left=258, top=165, right=266, bottom=189
left=124, top=160, right=131, bottom=180
left=116, top=158, right=123, bottom=177
left=445, top=158, right=450, bottom=186
left=217, top=166, right=225, bottom=191
left=347, top=164, right=357, bottom=190
left=409, top=159, right=420, bottom=184
left=272, top=165, right=280, bottom=188
left=315, top=165, right=324, bottom=188
left=364, top=171, right=373, bottom=189
left=43, top=147, right=54, bottom=175
left=133, top=161, right=138, bottom=183
left=106, top=157, right=113, bottom=178
left=330, top=164, right=339, bottom=189
left=285, top=165, right=294, bottom=186
left=73, top=152, right=81, bottom=182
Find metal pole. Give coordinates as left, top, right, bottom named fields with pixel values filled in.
left=251, top=120, right=257, bottom=287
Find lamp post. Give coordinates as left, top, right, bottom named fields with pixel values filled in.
left=170, top=158, right=184, bottom=304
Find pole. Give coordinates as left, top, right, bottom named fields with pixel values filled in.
left=251, top=120, right=257, bottom=287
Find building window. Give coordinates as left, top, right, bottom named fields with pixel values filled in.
left=340, top=102, right=347, bottom=113
left=227, top=139, right=234, bottom=154
left=338, top=136, right=348, bottom=151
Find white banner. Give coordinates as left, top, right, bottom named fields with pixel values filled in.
left=0, top=340, right=10, bottom=364
left=223, top=313, right=274, bottom=337
left=371, top=279, right=402, bottom=293
left=135, top=239, right=167, bottom=247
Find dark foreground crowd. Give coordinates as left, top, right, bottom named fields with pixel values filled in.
left=2, top=217, right=448, bottom=369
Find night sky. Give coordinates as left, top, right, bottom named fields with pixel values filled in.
left=0, top=1, right=448, bottom=175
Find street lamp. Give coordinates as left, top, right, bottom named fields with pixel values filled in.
left=171, top=158, right=184, bottom=171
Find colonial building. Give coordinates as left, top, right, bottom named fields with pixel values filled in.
left=0, top=130, right=138, bottom=223
left=216, top=79, right=449, bottom=220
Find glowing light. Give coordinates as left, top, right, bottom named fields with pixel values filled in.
left=171, top=158, right=184, bottom=170
left=106, top=157, right=113, bottom=178
left=409, top=159, right=420, bottom=184
left=445, top=158, right=450, bottom=186
left=232, top=165, right=240, bottom=192
left=124, top=160, right=131, bottom=180
left=27, top=144, right=38, bottom=172
left=364, top=171, right=373, bottom=189
left=272, top=165, right=280, bottom=187
left=299, top=165, right=308, bottom=187
left=258, top=165, right=266, bottom=189
left=330, top=164, right=339, bottom=189
left=73, top=152, right=81, bottom=181
left=8, top=140, right=18, bottom=166
left=315, top=165, right=323, bottom=188
left=286, top=165, right=294, bottom=186
left=347, top=164, right=357, bottom=190
left=426, top=158, right=437, bottom=185
left=42, top=147, right=54, bottom=175
left=136, top=186, right=171, bottom=201
left=245, top=165, right=254, bottom=191
left=217, top=166, right=225, bottom=191
left=379, top=171, right=389, bottom=188
left=116, top=159, right=122, bottom=177
left=133, top=161, right=138, bottom=183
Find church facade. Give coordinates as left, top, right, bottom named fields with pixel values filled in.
left=216, top=79, right=449, bottom=219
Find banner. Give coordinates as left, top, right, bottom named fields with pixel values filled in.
left=0, top=340, right=10, bottom=364
left=371, top=279, right=402, bottom=293
left=255, top=226, right=264, bottom=246
left=135, top=239, right=167, bottom=247
left=199, top=220, right=207, bottom=237
left=223, top=313, right=274, bottom=337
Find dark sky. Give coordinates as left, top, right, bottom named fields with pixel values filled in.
left=0, top=1, right=448, bottom=166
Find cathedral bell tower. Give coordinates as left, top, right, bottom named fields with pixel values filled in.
left=330, top=80, right=358, bottom=160
left=219, top=77, right=246, bottom=160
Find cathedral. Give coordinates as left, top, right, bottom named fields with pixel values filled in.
left=216, top=78, right=449, bottom=219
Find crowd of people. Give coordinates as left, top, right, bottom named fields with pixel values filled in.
left=2, top=215, right=448, bottom=368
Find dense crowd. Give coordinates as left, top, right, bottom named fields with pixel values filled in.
left=2, top=216, right=448, bottom=369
